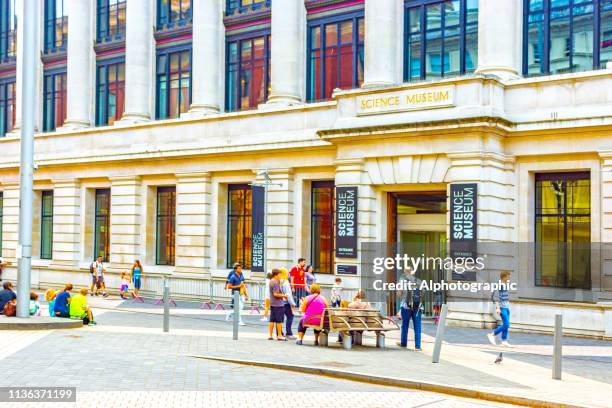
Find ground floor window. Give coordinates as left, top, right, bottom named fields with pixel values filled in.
left=311, top=181, right=334, bottom=274
left=94, top=188, right=111, bottom=262
left=535, top=172, right=591, bottom=289
left=41, top=190, right=54, bottom=260
left=156, top=186, right=176, bottom=266
left=227, top=184, right=252, bottom=269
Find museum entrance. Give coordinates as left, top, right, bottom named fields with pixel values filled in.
left=386, top=191, right=447, bottom=317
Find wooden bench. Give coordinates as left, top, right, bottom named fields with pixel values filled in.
left=303, top=308, right=399, bottom=349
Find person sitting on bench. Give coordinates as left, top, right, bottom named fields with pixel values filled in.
left=296, top=284, right=327, bottom=346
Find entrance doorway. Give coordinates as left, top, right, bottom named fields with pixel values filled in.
left=387, top=191, right=447, bottom=316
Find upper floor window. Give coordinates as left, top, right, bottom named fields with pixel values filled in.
left=97, top=0, right=126, bottom=43
left=156, top=47, right=191, bottom=119
left=96, top=60, right=125, bottom=126
left=157, top=0, right=192, bottom=30
left=0, top=0, right=16, bottom=63
left=0, top=78, right=15, bottom=137
left=307, top=13, right=364, bottom=102
left=404, top=0, right=478, bottom=82
left=226, top=33, right=270, bottom=112
left=42, top=70, right=67, bottom=132
left=524, top=0, right=612, bottom=76
left=44, top=0, right=67, bottom=53
left=226, top=0, right=270, bottom=15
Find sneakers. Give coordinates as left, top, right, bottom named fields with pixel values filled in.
left=396, top=341, right=406, bottom=348
left=88, top=321, right=97, bottom=326
left=501, top=341, right=514, bottom=348
left=286, top=335, right=296, bottom=340
left=296, top=340, right=303, bottom=345
left=225, top=313, right=232, bottom=322
left=260, top=316, right=268, bottom=322
left=314, top=340, right=319, bottom=346
left=102, top=292, right=108, bottom=298
left=238, top=321, right=246, bottom=326
left=487, top=333, right=497, bottom=346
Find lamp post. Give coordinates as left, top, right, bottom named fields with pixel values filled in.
left=251, top=170, right=282, bottom=273
left=15, top=0, right=39, bottom=317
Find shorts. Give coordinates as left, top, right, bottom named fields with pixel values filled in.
left=269, top=306, right=285, bottom=323
left=120, top=284, right=128, bottom=292
left=91, top=275, right=104, bottom=287
left=133, top=277, right=141, bottom=289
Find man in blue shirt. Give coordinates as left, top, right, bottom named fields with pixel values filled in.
left=0, top=282, right=16, bottom=314
left=225, top=263, right=246, bottom=325
left=54, top=284, right=73, bottom=318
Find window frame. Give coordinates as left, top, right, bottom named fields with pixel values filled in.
left=403, top=0, right=478, bottom=82
left=42, top=68, right=67, bottom=132
left=226, top=0, right=271, bottom=15
left=0, top=77, right=16, bottom=137
left=534, top=171, right=591, bottom=289
left=225, top=30, right=271, bottom=112
left=306, top=10, right=365, bottom=102
left=96, top=0, right=126, bottom=43
left=155, top=186, right=176, bottom=266
left=226, top=184, right=253, bottom=269
left=44, top=0, right=67, bottom=53
left=311, top=180, right=335, bottom=275
left=95, top=58, right=125, bottom=126
left=155, top=45, right=192, bottom=119
left=94, top=188, right=111, bottom=263
left=522, top=0, right=609, bottom=76
left=40, top=190, right=54, bottom=260
left=156, top=0, right=193, bottom=30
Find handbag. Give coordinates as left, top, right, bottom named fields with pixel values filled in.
left=3, top=299, right=16, bottom=317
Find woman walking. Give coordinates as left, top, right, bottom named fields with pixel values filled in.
left=131, top=260, right=144, bottom=298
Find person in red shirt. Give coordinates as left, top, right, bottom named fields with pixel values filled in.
left=290, top=258, right=307, bottom=307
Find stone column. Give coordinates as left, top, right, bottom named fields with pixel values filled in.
left=445, top=152, right=516, bottom=328
left=475, top=0, right=521, bottom=79
left=362, top=0, right=403, bottom=88
left=109, top=176, right=142, bottom=270
left=254, top=169, right=295, bottom=272
left=188, top=0, right=223, bottom=115
left=174, top=172, right=211, bottom=274
left=334, top=158, right=376, bottom=275
left=62, top=0, right=94, bottom=129
left=120, top=0, right=154, bottom=122
left=0, top=182, right=20, bottom=264
left=11, top=0, right=43, bottom=135
left=266, top=0, right=305, bottom=106
left=50, top=179, right=82, bottom=268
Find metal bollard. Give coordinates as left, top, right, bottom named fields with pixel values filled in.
left=163, top=276, right=170, bottom=333
left=553, top=314, right=563, bottom=380
left=432, top=304, right=448, bottom=363
left=232, top=291, right=240, bottom=340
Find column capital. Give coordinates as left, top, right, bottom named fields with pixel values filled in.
left=175, top=171, right=212, bottom=181
left=51, top=178, right=82, bottom=188
left=109, top=175, right=143, bottom=184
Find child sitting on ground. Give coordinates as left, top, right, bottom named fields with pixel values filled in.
left=29, top=292, right=40, bottom=316
left=45, top=288, right=56, bottom=317
left=120, top=272, right=130, bottom=299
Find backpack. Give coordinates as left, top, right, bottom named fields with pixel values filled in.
left=90, top=262, right=95, bottom=274
left=3, top=299, right=16, bottom=317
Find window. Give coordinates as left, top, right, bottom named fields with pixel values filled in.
left=0, top=0, right=16, bottom=63
left=226, top=0, right=270, bottom=15
left=44, top=0, right=67, bottom=53
left=404, top=0, right=478, bottom=82
left=42, top=70, right=67, bottom=132
left=227, top=184, right=252, bottom=269
left=226, top=33, right=271, bottom=111
left=535, top=172, right=591, bottom=289
left=97, top=0, right=126, bottom=43
left=94, top=188, right=111, bottom=262
left=40, top=191, right=53, bottom=260
left=0, top=78, right=15, bottom=137
left=524, top=0, right=612, bottom=76
left=156, top=48, right=191, bottom=119
left=157, top=0, right=192, bottom=30
left=311, top=181, right=335, bottom=274
left=307, top=13, right=364, bottom=102
left=96, top=60, right=125, bottom=126
left=156, top=187, right=176, bottom=266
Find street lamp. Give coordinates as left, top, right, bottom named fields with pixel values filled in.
left=15, top=1, right=39, bottom=317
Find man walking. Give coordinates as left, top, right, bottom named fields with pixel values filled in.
left=225, top=263, right=246, bottom=326
left=90, top=256, right=108, bottom=297
left=396, top=267, right=423, bottom=351
left=290, top=258, right=307, bottom=307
